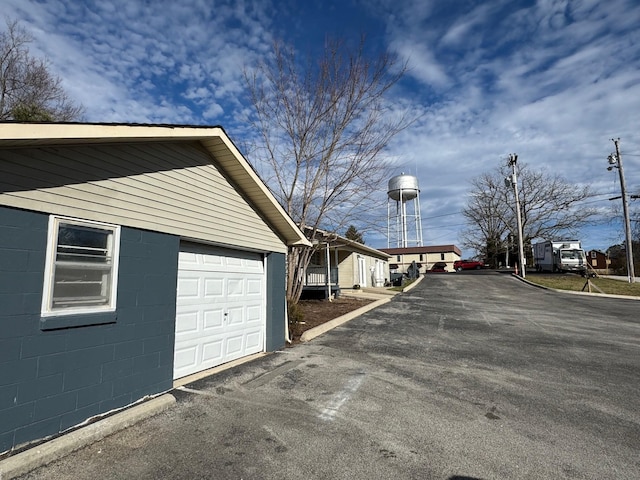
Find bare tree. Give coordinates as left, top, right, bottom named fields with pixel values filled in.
left=0, top=19, right=83, bottom=121
left=244, top=36, right=411, bottom=303
left=462, top=162, right=597, bottom=266
left=460, top=172, right=512, bottom=266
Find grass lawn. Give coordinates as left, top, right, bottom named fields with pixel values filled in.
left=388, top=278, right=417, bottom=292
left=525, top=274, right=640, bottom=297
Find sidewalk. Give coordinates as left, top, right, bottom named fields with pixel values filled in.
left=340, top=286, right=398, bottom=300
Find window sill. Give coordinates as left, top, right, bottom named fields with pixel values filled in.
left=40, top=311, right=117, bottom=330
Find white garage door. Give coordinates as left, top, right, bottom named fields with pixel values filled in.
left=173, top=244, right=265, bottom=379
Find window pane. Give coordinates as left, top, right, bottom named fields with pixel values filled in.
left=51, top=222, right=114, bottom=310
left=52, top=264, right=112, bottom=308
left=57, top=224, right=110, bottom=263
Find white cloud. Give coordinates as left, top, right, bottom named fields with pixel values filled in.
left=2, top=0, right=638, bottom=255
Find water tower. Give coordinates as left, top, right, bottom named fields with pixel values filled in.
left=387, top=173, right=423, bottom=248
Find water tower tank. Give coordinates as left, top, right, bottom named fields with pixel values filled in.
left=388, top=174, right=419, bottom=201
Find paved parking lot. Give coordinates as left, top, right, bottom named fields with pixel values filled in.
left=17, top=273, right=640, bottom=479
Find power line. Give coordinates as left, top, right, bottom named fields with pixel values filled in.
left=421, top=211, right=461, bottom=220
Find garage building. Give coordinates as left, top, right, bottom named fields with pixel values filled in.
left=0, top=123, right=309, bottom=453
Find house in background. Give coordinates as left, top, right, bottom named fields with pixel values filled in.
left=381, top=245, right=462, bottom=274
left=0, top=122, right=309, bottom=454
left=586, top=249, right=610, bottom=274
left=302, top=228, right=391, bottom=299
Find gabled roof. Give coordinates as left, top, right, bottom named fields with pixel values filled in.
left=306, top=227, right=391, bottom=260
left=0, top=122, right=310, bottom=247
left=381, top=245, right=462, bottom=256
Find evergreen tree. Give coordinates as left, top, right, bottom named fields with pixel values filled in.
left=345, top=225, right=365, bottom=244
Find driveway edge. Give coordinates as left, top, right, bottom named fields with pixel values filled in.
left=511, top=273, right=640, bottom=300
left=300, top=296, right=392, bottom=342
left=299, top=277, right=425, bottom=342
left=0, top=393, right=176, bottom=479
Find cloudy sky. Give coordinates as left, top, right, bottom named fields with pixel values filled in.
left=3, top=0, right=639, bottom=256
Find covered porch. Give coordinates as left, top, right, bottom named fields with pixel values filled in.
left=301, top=227, right=391, bottom=300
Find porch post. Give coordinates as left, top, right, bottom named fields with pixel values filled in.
left=325, top=242, right=332, bottom=300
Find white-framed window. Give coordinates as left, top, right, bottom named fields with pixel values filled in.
left=42, top=216, right=120, bottom=316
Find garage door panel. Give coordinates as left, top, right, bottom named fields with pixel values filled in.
left=246, top=305, right=262, bottom=324
left=174, top=244, right=266, bottom=380
left=201, top=340, right=224, bottom=363
left=247, top=278, right=262, bottom=295
left=244, top=258, right=263, bottom=270
left=245, top=330, right=262, bottom=350
left=174, top=345, right=198, bottom=375
left=225, top=256, right=243, bottom=269
left=227, top=278, right=244, bottom=296
left=204, top=278, right=224, bottom=298
left=203, top=309, right=224, bottom=329
left=225, top=334, right=244, bottom=357
left=177, top=277, right=200, bottom=299
left=175, top=311, right=199, bottom=334
left=226, top=306, right=244, bottom=326
left=178, top=252, right=199, bottom=268
left=202, top=255, right=224, bottom=268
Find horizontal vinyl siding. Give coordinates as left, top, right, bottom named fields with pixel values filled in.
left=338, top=255, right=356, bottom=289
left=0, top=142, right=287, bottom=253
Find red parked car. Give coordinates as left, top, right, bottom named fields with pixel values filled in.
left=453, top=259, right=485, bottom=271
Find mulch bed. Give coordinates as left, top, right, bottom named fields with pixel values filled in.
left=288, top=296, right=374, bottom=344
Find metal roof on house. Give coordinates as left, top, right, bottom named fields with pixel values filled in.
left=306, top=227, right=392, bottom=259
left=381, top=245, right=462, bottom=256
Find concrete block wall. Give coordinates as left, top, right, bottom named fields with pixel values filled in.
left=0, top=206, right=178, bottom=454
left=265, top=252, right=286, bottom=352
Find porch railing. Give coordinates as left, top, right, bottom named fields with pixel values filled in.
left=305, top=266, right=338, bottom=286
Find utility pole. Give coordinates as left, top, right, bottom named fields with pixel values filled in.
left=608, top=138, right=635, bottom=283
left=507, top=154, right=526, bottom=278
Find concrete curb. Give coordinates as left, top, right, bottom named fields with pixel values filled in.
left=300, top=276, right=424, bottom=342
left=300, top=296, right=392, bottom=342
left=0, top=393, right=176, bottom=479
left=401, top=274, right=425, bottom=292
left=510, top=273, right=640, bottom=301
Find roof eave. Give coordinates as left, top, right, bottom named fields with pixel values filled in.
left=0, top=122, right=311, bottom=248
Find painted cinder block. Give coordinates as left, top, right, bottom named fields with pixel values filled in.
left=98, top=393, right=133, bottom=413
left=16, top=374, right=64, bottom=405
left=76, top=382, right=113, bottom=409
left=0, top=339, right=21, bottom=363
left=33, top=391, right=78, bottom=422
left=20, top=333, right=67, bottom=359
left=0, top=206, right=178, bottom=453
left=0, top=385, right=17, bottom=410
left=62, top=365, right=103, bottom=392
left=265, top=252, right=286, bottom=352
left=13, top=417, right=60, bottom=448
left=0, top=359, right=38, bottom=387
left=101, top=358, right=134, bottom=383
left=59, top=403, right=102, bottom=431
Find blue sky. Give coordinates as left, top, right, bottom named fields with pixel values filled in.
left=4, top=0, right=639, bottom=256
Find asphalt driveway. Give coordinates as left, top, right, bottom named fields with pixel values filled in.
left=18, top=273, right=640, bottom=479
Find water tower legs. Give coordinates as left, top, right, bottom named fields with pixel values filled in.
left=387, top=174, right=423, bottom=248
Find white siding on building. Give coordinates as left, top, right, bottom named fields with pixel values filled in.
left=0, top=142, right=286, bottom=253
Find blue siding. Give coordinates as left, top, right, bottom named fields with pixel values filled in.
left=265, top=252, right=286, bottom=352
left=0, top=206, right=178, bottom=453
